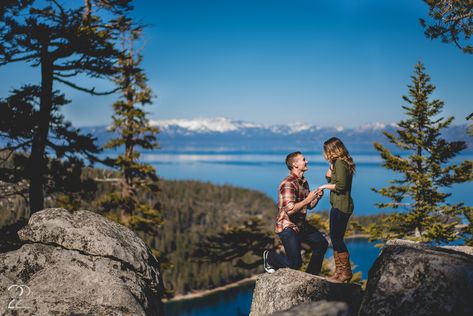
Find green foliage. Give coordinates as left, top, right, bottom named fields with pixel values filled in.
left=371, top=62, right=473, bottom=243
left=351, top=271, right=362, bottom=284
left=349, top=213, right=390, bottom=238
left=0, top=0, right=131, bottom=74
left=98, top=25, right=161, bottom=234
left=306, top=212, right=329, bottom=233
left=420, top=0, right=473, bottom=54
left=152, top=180, right=276, bottom=295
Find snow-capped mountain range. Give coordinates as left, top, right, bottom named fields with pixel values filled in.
left=84, top=117, right=471, bottom=153
left=149, top=117, right=395, bottom=135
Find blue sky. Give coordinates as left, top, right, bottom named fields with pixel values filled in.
left=1, top=0, right=472, bottom=127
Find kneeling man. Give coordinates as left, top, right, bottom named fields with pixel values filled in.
left=264, top=151, right=328, bottom=275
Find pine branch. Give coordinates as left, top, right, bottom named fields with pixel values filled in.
left=53, top=70, right=80, bottom=78
left=0, top=53, right=39, bottom=66
left=54, top=76, right=120, bottom=95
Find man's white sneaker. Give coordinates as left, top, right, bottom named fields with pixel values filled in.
left=263, top=250, right=275, bottom=273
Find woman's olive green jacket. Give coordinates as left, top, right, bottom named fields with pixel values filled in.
left=326, top=159, right=354, bottom=214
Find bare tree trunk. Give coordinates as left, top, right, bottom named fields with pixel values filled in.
left=29, top=47, right=53, bottom=214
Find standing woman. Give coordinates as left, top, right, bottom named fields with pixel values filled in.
left=318, top=137, right=355, bottom=283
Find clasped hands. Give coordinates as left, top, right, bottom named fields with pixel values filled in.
left=307, top=187, right=324, bottom=202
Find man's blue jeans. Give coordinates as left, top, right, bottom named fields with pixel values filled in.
left=267, top=223, right=328, bottom=275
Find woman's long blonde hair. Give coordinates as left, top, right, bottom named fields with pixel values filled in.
left=323, top=137, right=356, bottom=174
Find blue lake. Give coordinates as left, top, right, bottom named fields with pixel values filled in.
left=164, top=238, right=381, bottom=316
left=165, top=282, right=255, bottom=316
left=143, top=151, right=473, bottom=216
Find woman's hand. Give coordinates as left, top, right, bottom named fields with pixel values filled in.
left=318, top=184, right=336, bottom=191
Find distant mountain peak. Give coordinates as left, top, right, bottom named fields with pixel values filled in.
left=150, top=117, right=263, bottom=133
left=287, top=122, right=312, bottom=134
left=356, top=122, right=397, bottom=131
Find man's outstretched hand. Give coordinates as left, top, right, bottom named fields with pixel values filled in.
left=307, top=190, right=319, bottom=202
left=307, top=188, right=323, bottom=209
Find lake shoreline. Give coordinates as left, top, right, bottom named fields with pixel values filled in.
left=346, top=234, right=370, bottom=239
left=164, top=234, right=372, bottom=303
left=163, top=275, right=258, bottom=303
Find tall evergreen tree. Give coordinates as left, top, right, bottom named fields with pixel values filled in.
left=420, top=0, right=473, bottom=54
left=98, top=26, right=161, bottom=233
left=0, top=0, right=133, bottom=214
left=370, top=62, right=473, bottom=243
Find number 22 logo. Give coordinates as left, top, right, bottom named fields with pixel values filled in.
left=7, top=284, right=31, bottom=309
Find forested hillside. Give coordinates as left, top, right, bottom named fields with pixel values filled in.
left=0, top=169, right=277, bottom=296
left=151, top=180, right=276, bottom=295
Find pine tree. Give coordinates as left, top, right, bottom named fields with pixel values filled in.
left=0, top=0, right=133, bottom=214
left=420, top=0, right=473, bottom=54
left=371, top=62, right=473, bottom=243
left=98, top=25, right=161, bottom=234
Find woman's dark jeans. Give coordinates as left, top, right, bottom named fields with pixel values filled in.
left=268, top=223, right=328, bottom=275
left=329, top=207, right=351, bottom=252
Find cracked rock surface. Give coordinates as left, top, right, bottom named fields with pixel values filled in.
left=0, top=208, right=163, bottom=315
left=359, top=239, right=473, bottom=316
left=250, top=269, right=362, bottom=316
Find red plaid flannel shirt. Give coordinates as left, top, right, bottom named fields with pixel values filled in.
left=275, top=172, right=310, bottom=233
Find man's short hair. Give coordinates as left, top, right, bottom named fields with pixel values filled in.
left=285, top=151, right=302, bottom=170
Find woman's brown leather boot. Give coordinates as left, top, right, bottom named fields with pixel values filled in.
left=336, top=251, right=352, bottom=283
left=328, top=251, right=341, bottom=282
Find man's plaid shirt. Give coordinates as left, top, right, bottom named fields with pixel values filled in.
left=275, top=172, right=310, bottom=233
